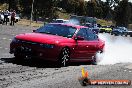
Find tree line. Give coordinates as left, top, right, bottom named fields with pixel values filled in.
left=0, top=0, right=132, bottom=27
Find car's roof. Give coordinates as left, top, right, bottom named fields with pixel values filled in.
left=49, top=23, right=88, bottom=29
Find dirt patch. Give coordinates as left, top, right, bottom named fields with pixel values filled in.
left=17, top=19, right=44, bottom=27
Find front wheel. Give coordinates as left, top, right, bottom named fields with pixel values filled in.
left=58, top=48, right=70, bottom=67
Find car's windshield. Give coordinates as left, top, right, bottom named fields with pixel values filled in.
left=35, top=24, right=76, bottom=38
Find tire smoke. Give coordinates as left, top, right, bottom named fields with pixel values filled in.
left=97, top=33, right=132, bottom=65
left=65, top=19, right=80, bottom=25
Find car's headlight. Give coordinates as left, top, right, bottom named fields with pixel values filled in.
left=40, top=44, right=54, bottom=48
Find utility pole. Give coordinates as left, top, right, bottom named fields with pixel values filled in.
left=30, top=0, right=34, bottom=25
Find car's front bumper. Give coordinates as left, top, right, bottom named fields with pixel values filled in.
left=10, top=41, right=61, bottom=61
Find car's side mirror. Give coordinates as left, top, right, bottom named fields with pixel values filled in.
left=74, top=36, right=84, bottom=40
left=33, top=30, right=36, bottom=32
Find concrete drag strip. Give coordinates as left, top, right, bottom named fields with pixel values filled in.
left=4, top=64, right=132, bottom=88
left=98, top=34, right=132, bottom=65
left=0, top=25, right=132, bottom=88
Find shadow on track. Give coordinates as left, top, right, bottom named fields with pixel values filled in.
left=0, top=57, right=92, bottom=68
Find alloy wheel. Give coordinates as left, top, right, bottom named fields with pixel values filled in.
left=60, top=48, right=70, bottom=67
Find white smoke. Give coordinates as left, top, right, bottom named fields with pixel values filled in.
left=97, top=33, right=132, bottom=65
left=65, top=19, right=80, bottom=25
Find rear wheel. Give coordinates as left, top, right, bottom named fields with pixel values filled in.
left=91, top=51, right=103, bottom=65
left=58, top=48, right=70, bottom=67
left=91, top=55, right=97, bottom=65
left=125, top=34, right=127, bottom=37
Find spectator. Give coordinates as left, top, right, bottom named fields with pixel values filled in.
left=10, top=10, right=16, bottom=26
left=3, top=10, right=9, bottom=25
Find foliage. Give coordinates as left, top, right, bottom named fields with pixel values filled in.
left=0, top=0, right=132, bottom=27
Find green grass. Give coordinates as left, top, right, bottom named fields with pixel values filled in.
left=128, top=24, right=132, bottom=30
left=56, top=11, right=71, bottom=20
left=97, top=19, right=113, bottom=26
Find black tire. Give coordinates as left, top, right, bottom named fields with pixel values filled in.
left=91, top=55, right=97, bottom=65
left=91, top=51, right=103, bottom=65
left=58, top=48, right=70, bottom=67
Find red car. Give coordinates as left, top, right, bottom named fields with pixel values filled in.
left=10, top=23, right=105, bottom=66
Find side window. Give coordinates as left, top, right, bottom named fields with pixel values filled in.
left=76, top=29, right=88, bottom=40
left=86, top=29, right=98, bottom=40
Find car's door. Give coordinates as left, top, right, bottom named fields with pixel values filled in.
left=72, top=28, right=89, bottom=59
left=72, top=28, right=99, bottom=60
left=85, top=29, right=99, bottom=57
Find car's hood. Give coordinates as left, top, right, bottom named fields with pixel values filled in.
left=15, top=33, right=74, bottom=44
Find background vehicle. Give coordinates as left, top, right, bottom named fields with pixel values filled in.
left=52, top=19, right=68, bottom=23
left=85, top=23, right=100, bottom=34
left=8, top=14, right=20, bottom=22
left=99, top=26, right=112, bottom=33
left=10, top=23, right=105, bottom=67
left=0, top=14, right=4, bottom=24
left=125, top=31, right=132, bottom=37
left=111, top=27, right=128, bottom=36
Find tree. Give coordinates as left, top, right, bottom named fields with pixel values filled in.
left=86, top=0, right=103, bottom=18
left=114, top=0, right=131, bottom=27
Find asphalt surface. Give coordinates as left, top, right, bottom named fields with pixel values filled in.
left=0, top=24, right=132, bottom=88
